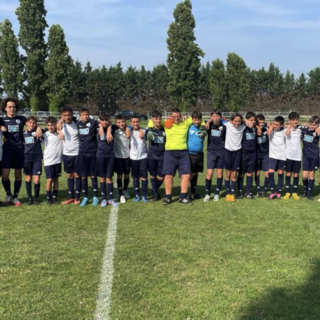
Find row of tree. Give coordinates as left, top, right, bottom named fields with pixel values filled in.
left=0, top=0, right=319, bottom=114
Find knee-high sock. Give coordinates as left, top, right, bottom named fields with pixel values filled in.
left=293, top=177, right=299, bottom=194
left=133, top=179, right=139, bottom=197
left=75, top=177, right=81, bottom=200
left=100, top=182, right=107, bottom=200
left=26, top=181, right=32, bottom=198
left=246, top=176, right=253, bottom=195
left=13, top=180, right=22, bottom=198
left=67, top=178, right=75, bottom=199
left=303, top=179, right=308, bottom=195
left=107, top=183, right=114, bottom=200
left=307, top=179, right=315, bottom=197
left=277, top=174, right=284, bottom=193
left=151, top=178, right=158, bottom=196
left=117, top=179, right=124, bottom=196
left=205, top=178, right=212, bottom=195
left=190, top=175, right=198, bottom=194
left=269, top=172, right=275, bottom=193
left=231, top=181, right=237, bottom=195
left=124, top=178, right=129, bottom=191
left=34, top=183, right=40, bottom=199
left=225, top=180, right=230, bottom=195
left=2, top=179, right=11, bottom=196
left=285, top=176, right=291, bottom=193
left=91, top=177, right=98, bottom=197
left=142, top=180, right=148, bottom=198
left=255, top=175, right=260, bottom=192
left=216, top=178, right=223, bottom=195
left=237, top=176, right=243, bottom=194
left=82, top=178, right=88, bottom=198
left=263, top=176, right=269, bottom=193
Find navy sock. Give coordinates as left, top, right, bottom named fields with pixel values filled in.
left=246, top=176, right=253, bottom=195
left=191, top=175, right=198, bottom=194
left=67, top=178, right=75, bottom=199
left=231, top=181, right=237, bottom=195
left=82, top=178, right=88, bottom=198
left=14, top=180, right=22, bottom=198
left=34, top=183, right=40, bottom=199
left=255, top=175, right=260, bottom=192
left=156, top=178, right=163, bottom=191
left=180, top=192, right=188, bottom=200
left=124, top=178, right=129, bottom=190
left=91, top=177, right=98, bottom=197
left=216, top=177, right=223, bottom=195
left=53, top=190, right=58, bottom=199
left=269, top=172, right=275, bottom=193
left=237, top=176, right=243, bottom=194
left=46, top=190, right=52, bottom=200
left=293, top=177, right=299, bottom=194
left=263, top=176, right=269, bottom=193
left=117, top=179, right=124, bottom=196
left=205, top=178, right=212, bottom=195
left=225, top=180, right=230, bottom=195
left=277, top=174, right=284, bottom=193
left=303, top=179, right=308, bottom=194
left=285, top=175, right=291, bottom=193
left=308, top=179, right=315, bottom=197
left=26, top=181, right=32, bottom=198
left=2, top=179, right=11, bottom=196
left=75, top=177, right=81, bottom=200
left=166, top=194, right=172, bottom=200
left=151, top=178, right=158, bottom=196
left=142, top=180, right=148, bottom=197
left=107, top=183, right=114, bottom=200
left=133, top=179, right=139, bottom=196
left=100, top=182, right=107, bottom=200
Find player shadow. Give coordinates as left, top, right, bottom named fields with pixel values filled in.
left=238, top=258, right=320, bottom=320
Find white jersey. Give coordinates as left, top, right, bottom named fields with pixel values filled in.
left=286, top=127, right=302, bottom=161
left=269, top=129, right=286, bottom=161
left=114, top=128, right=130, bottom=159
left=43, top=131, right=63, bottom=166
left=224, top=122, right=246, bottom=151
left=61, top=121, right=79, bottom=156
left=130, top=129, right=148, bottom=160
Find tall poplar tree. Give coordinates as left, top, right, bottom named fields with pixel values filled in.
left=44, top=24, right=72, bottom=111
left=210, top=59, right=226, bottom=110
left=0, top=19, right=24, bottom=97
left=16, top=0, right=48, bottom=110
left=166, top=0, right=204, bottom=111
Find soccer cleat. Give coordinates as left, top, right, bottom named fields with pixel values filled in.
left=28, top=198, right=33, bottom=205
left=101, top=199, right=107, bottom=207
left=162, top=197, right=172, bottom=205
left=150, top=195, right=161, bottom=202
left=308, top=196, right=314, bottom=201
left=33, top=198, right=40, bottom=205
left=13, top=198, right=21, bottom=207
left=52, top=197, right=59, bottom=204
left=203, top=194, right=211, bottom=202
left=225, top=194, right=230, bottom=201
left=134, top=196, right=140, bottom=202
left=292, top=193, right=300, bottom=200
left=123, top=190, right=130, bottom=199
left=80, top=197, right=89, bottom=207
left=92, top=197, right=99, bottom=206
left=276, top=193, right=281, bottom=200
left=229, top=194, right=236, bottom=202
left=74, top=199, right=80, bottom=205
left=120, top=195, right=126, bottom=204
left=237, top=193, right=243, bottom=200
left=213, top=194, right=220, bottom=202
left=269, top=193, right=277, bottom=200
left=318, top=197, right=320, bottom=202
left=108, top=199, right=119, bottom=207
left=283, top=193, right=291, bottom=200
left=190, top=193, right=201, bottom=200
left=62, top=198, right=75, bottom=205
left=257, top=192, right=263, bottom=198
left=47, top=198, right=53, bottom=205
left=5, top=195, right=13, bottom=205
left=299, top=193, right=308, bottom=198
left=179, top=197, right=193, bottom=205
left=142, top=196, right=148, bottom=202
left=245, top=193, right=255, bottom=199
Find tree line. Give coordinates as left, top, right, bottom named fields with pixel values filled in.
left=0, top=0, right=319, bottom=114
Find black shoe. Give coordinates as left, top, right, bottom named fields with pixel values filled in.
left=237, top=193, right=243, bottom=200
left=179, top=197, right=193, bottom=205
left=300, top=193, right=308, bottom=198
left=257, top=192, right=263, bottom=198
left=52, top=197, right=59, bottom=204
left=245, top=193, right=255, bottom=199
left=47, top=198, right=53, bottom=205
left=190, top=193, right=201, bottom=200
left=33, top=198, right=40, bottom=205
left=308, top=196, right=314, bottom=201
left=262, top=192, right=269, bottom=198
left=150, top=195, right=161, bottom=202
left=0, top=201, right=6, bottom=207
left=28, top=198, right=33, bottom=205
left=162, top=197, right=172, bottom=205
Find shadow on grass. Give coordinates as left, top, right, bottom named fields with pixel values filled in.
left=238, top=259, right=320, bottom=320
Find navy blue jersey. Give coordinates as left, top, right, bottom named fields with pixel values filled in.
left=242, top=126, right=257, bottom=153
left=206, top=122, right=226, bottom=153
left=77, top=118, right=99, bottom=153
left=301, top=126, right=319, bottom=158
left=257, top=127, right=269, bottom=159
left=0, top=115, right=26, bottom=150
left=96, top=126, right=115, bottom=158
left=23, top=129, right=43, bottom=162
left=147, top=127, right=165, bottom=160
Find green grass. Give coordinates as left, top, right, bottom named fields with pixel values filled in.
left=2, top=162, right=320, bottom=319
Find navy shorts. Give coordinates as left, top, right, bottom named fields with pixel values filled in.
left=303, top=154, right=318, bottom=171
left=45, top=163, right=61, bottom=179
left=285, top=159, right=301, bottom=174
left=76, top=152, right=96, bottom=176
left=63, top=155, right=78, bottom=174
left=131, top=158, right=148, bottom=179
left=269, top=158, right=285, bottom=171
left=240, top=152, right=256, bottom=174
left=96, top=156, right=114, bottom=178
left=114, top=158, right=130, bottom=175
left=24, top=160, right=42, bottom=176
left=207, top=150, right=224, bottom=170
left=147, top=158, right=164, bottom=178
left=2, top=147, right=24, bottom=169
left=163, top=150, right=191, bottom=176
left=224, top=149, right=241, bottom=171
left=189, top=153, right=204, bottom=173
left=256, top=157, right=269, bottom=172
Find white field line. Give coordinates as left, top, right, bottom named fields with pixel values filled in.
left=94, top=205, right=119, bottom=320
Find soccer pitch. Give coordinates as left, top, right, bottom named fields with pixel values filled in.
left=1, top=164, right=320, bottom=319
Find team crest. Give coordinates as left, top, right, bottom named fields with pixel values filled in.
left=219, top=126, right=223, bottom=130
left=32, top=132, right=36, bottom=137
left=86, top=123, right=91, bottom=127
left=16, top=119, right=20, bottom=124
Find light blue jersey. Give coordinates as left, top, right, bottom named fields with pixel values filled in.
left=187, top=124, right=205, bottom=154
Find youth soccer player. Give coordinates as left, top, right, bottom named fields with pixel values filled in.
left=23, top=116, right=42, bottom=205
left=76, top=108, right=100, bottom=207
left=113, top=115, right=131, bottom=203
left=267, top=116, right=286, bottom=200
left=43, top=117, right=63, bottom=205
left=187, top=111, right=207, bottom=200
left=204, top=109, right=226, bottom=202
left=130, top=116, right=148, bottom=202
left=300, top=116, right=320, bottom=200
left=146, top=110, right=165, bottom=201
left=96, top=113, right=118, bottom=207
left=284, top=112, right=301, bottom=200
left=57, top=107, right=81, bottom=205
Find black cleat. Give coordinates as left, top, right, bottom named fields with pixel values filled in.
left=308, top=196, right=314, bottom=201
left=47, top=198, right=53, bottom=205
left=237, top=193, right=243, bottom=200
left=190, top=193, right=201, bottom=200
left=179, top=197, right=194, bottom=205
left=52, top=197, right=59, bottom=204
left=245, top=193, right=255, bottom=199
left=150, top=195, right=161, bottom=202
left=33, top=198, right=40, bottom=205
left=162, top=197, right=172, bottom=205
left=28, top=198, right=33, bottom=205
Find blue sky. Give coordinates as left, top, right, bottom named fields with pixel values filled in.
left=0, top=0, right=319, bottom=77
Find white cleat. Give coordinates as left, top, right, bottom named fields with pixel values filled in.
left=213, top=194, right=220, bottom=202
left=203, top=194, right=210, bottom=202
left=120, top=195, right=126, bottom=204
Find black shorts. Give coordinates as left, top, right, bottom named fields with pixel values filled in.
left=131, top=158, right=148, bottom=179
left=269, top=158, right=285, bottom=171
left=114, top=158, right=130, bottom=175
left=303, top=154, right=318, bottom=172
left=240, top=152, right=256, bottom=174
left=63, top=155, right=78, bottom=174
left=24, top=160, right=42, bottom=176
left=207, top=150, right=224, bottom=170
left=45, top=163, right=62, bottom=179
left=2, top=147, right=24, bottom=169
left=96, top=156, right=114, bottom=178
left=163, top=150, right=191, bottom=176
left=76, top=152, right=96, bottom=176
left=224, top=149, right=241, bottom=171
left=256, top=157, right=269, bottom=172
left=285, top=159, right=301, bottom=174
left=189, top=153, right=204, bottom=173
left=147, top=158, right=164, bottom=178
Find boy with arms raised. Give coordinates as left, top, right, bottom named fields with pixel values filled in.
left=283, top=112, right=302, bottom=200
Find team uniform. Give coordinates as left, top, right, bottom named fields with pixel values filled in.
left=256, top=127, right=269, bottom=195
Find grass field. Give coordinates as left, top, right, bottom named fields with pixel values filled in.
left=1, top=154, right=320, bottom=319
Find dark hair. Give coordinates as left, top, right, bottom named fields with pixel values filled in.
left=256, top=114, right=265, bottom=121
left=191, top=110, right=202, bottom=119
left=61, top=106, right=74, bottom=114
left=210, top=109, right=222, bottom=117
left=115, top=115, right=125, bottom=121
left=130, top=116, right=140, bottom=121
left=46, top=116, right=57, bottom=124
left=171, top=108, right=181, bottom=114
left=151, top=110, right=162, bottom=118
left=274, top=116, right=285, bottom=125
left=230, top=112, right=243, bottom=121
left=288, top=111, right=299, bottom=120
left=80, top=108, right=89, bottom=115
left=26, top=116, right=37, bottom=123
left=1, top=97, right=20, bottom=113
left=245, top=111, right=256, bottom=119
left=99, top=113, right=110, bottom=121
left=309, top=115, right=320, bottom=125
